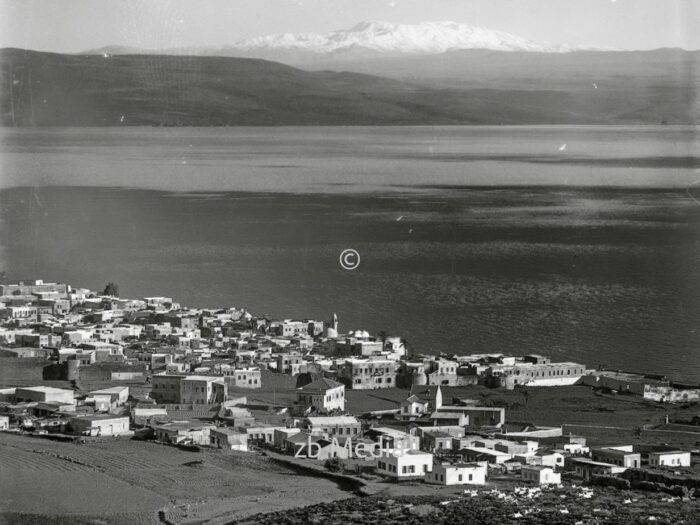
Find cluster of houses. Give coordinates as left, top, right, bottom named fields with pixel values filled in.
left=0, top=278, right=696, bottom=489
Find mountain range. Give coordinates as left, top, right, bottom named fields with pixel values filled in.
left=85, top=21, right=578, bottom=59
left=0, top=21, right=697, bottom=127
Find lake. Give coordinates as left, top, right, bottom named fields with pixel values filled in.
left=1, top=126, right=699, bottom=382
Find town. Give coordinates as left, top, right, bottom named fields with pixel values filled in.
left=0, top=278, right=698, bottom=505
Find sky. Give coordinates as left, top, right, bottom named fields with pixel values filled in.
left=0, top=0, right=697, bottom=52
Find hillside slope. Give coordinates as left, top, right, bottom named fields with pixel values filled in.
left=0, top=48, right=695, bottom=126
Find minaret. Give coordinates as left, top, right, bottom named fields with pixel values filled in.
left=324, top=312, right=339, bottom=339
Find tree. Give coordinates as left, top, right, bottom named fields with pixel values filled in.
left=102, top=282, right=120, bottom=297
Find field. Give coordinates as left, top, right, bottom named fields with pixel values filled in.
left=0, top=432, right=353, bottom=525
left=345, top=383, right=700, bottom=448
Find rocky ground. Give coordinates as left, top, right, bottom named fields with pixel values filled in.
left=230, top=485, right=700, bottom=525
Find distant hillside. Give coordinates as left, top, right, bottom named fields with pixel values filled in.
left=308, top=48, right=700, bottom=94
left=0, top=48, right=696, bottom=126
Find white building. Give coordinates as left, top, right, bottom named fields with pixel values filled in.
left=338, top=358, right=397, bottom=390
left=89, top=386, right=129, bottom=412
left=210, top=427, right=248, bottom=451
left=521, top=465, right=561, bottom=485
left=70, top=414, right=131, bottom=437
left=530, top=451, right=565, bottom=468
left=0, top=415, right=9, bottom=430
left=227, top=367, right=262, bottom=389
left=155, top=421, right=214, bottom=445
left=376, top=450, right=433, bottom=480
left=180, top=376, right=227, bottom=404
left=383, top=337, right=406, bottom=360
left=399, top=395, right=430, bottom=417
left=302, top=415, right=361, bottom=439
left=648, top=450, right=691, bottom=467
left=426, top=461, right=487, bottom=486
left=366, top=427, right=420, bottom=453
left=14, top=386, right=75, bottom=405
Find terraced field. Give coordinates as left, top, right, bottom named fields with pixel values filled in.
left=0, top=432, right=353, bottom=524
left=0, top=439, right=167, bottom=521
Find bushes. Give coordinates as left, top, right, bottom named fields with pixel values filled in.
left=594, top=474, right=698, bottom=498
left=636, top=481, right=663, bottom=492
left=324, top=457, right=344, bottom=473
left=590, top=475, right=631, bottom=490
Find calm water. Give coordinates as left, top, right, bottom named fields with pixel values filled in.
left=1, top=126, right=699, bottom=382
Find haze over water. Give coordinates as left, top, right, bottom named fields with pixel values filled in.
left=1, top=126, right=699, bottom=382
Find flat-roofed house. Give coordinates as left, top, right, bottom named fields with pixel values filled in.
left=364, top=427, right=420, bottom=453
left=521, top=465, right=561, bottom=485
left=69, top=414, right=131, bottom=437
left=376, top=450, right=433, bottom=480
left=225, top=367, right=262, bottom=389
left=273, top=427, right=302, bottom=449
left=568, top=458, right=627, bottom=480
left=151, top=373, right=185, bottom=403
left=422, top=430, right=455, bottom=453
left=427, top=461, right=487, bottom=486
left=429, top=410, right=469, bottom=427
left=244, top=425, right=287, bottom=446
left=461, top=447, right=512, bottom=465
left=338, top=358, right=397, bottom=390
left=302, top=416, right=362, bottom=440
left=648, top=450, right=691, bottom=467
left=530, top=451, right=565, bottom=468
left=14, top=386, right=75, bottom=406
left=89, top=386, right=129, bottom=412
left=219, top=406, right=255, bottom=428
left=592, top=448, right=641, bottom=468
left=210, top=427, right=248, bottom=451
left=154, top=421, right=215, bottom=445
left=180, top=376, right=227, bottom=404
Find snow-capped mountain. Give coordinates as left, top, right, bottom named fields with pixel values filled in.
left=229, top=21, right=574, bottom=55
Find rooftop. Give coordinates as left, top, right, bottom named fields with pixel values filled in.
left=305, top=416, right=360, bottom=425
left=522, top=465, right=555, bottom=471
left=182, top=376, right=223, bottom=382
left=17, top=386, right=74, bottom=394
left=156, top=420, right=214, bottom=431
left=90, top=386, right=128, bottom=395
left=423, top=430, right=454, bottom=439
left=71, top=413, right=129, bottom=421
left=299, top=378, right=344, bottom=392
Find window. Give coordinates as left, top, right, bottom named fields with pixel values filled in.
left=458, top=474, right=462, bottom=482
left=402, top=466, right=407, bottom=474
left=468, top=474, right=473, bottom=481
